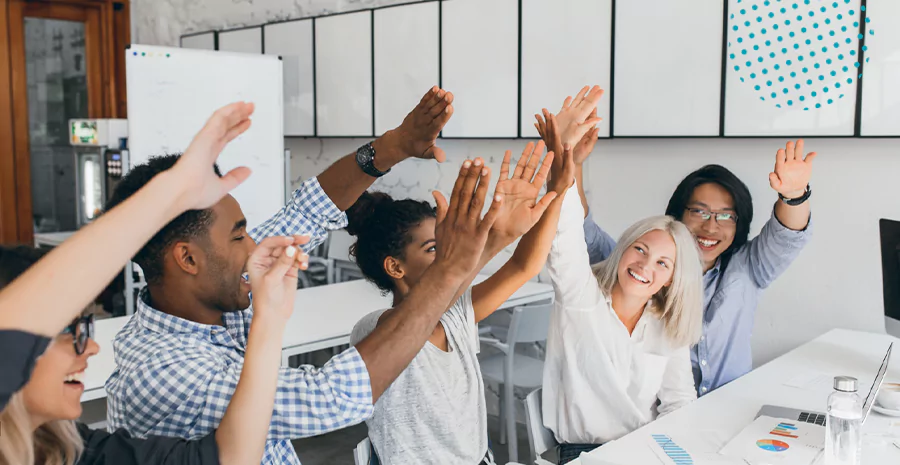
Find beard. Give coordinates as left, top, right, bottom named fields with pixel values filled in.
left=205, top=249, right=251, bottom=312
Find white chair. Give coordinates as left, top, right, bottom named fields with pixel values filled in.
left=524, top=388, right=557, bottom=465
left=479, top=304, right=553, bottom=464
left=353, top=437, right=371, bottom=465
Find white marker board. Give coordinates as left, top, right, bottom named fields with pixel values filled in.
left=373, top=2, right=439, bottom=136
left=614, top=0, right=724, bottom=136
left=126, top=45, right=285, bottom=230
left=264, top=20, right=315, bottom=136
left=441, top=0, right=518, bottom=138
left=520, top=0, right=612, bottom=138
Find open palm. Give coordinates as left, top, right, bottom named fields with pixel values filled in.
left=491, top=141, right=558, bottom=243
left=769, top=139, right=817, bottom=198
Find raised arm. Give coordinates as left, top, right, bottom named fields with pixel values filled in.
left=317, top=87, right=454, bottom=211
left=354, top=160, right=501, bottom=401
left=215, top=236, right=308, bottom=465
left=0, top=102, right=254, bottom=337
left=471, top=142, right=559, bottom=322
left=743, top=139, right=816, bottom=288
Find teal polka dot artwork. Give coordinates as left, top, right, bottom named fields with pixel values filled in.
left=728, top=0, right=873, bottom=110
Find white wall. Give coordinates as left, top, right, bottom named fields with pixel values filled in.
left=133, top=0, right=897, bottom=367
left=285, top=137, right=897, bottom=366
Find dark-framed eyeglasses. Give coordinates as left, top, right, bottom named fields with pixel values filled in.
left=684, top=207, right=738, bottom=227
left=60, top=314, right=94, bottom=355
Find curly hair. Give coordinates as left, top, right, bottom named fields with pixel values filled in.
left=345, top=192, right=436, bottom=293
left=104, top=154, right=219, bottom=284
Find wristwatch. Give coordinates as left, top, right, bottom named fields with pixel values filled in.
left=779, top=184, right=811, bottom=206
left=356, top=142, right=391, bottom=178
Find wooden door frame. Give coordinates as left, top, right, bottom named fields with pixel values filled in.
left=0, top=0, right=129, bottom=245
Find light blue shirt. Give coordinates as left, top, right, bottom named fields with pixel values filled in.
left=583, top=209, right=812, bottom=396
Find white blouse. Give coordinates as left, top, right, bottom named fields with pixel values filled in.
left=541, top=184, right=697, bottom=445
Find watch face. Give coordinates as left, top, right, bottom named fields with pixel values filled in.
left=357, top=143, right=375, bottom=164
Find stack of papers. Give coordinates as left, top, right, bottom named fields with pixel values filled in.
left=719, top=415, right=825, bottom=465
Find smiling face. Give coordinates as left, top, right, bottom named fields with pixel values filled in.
left=615, top=229, right=677, bottom=301
left=680, top=183, right=737, bottom=269
left=22, top=332, right=100, bottom=424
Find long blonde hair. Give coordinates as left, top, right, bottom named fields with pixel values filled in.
left=0, top=392, right=83, bottom=465
left=592, top=215, right=703, bottom=347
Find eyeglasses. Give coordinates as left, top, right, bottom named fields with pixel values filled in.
left=60, top=314, right=94, bottom=355
left=684, top=207, right=738, bottom=227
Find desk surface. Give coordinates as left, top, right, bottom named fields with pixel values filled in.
left=83, top=276, right=553, bottom=402
left=281, top=275, right=554, bottom=352
left=572, top=329, right=900, bottom=464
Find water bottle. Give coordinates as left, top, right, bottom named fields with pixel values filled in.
left=824, top=376, right=863, bottom=465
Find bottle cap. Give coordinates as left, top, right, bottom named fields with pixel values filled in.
left=834, top=376, right=858, bottom=392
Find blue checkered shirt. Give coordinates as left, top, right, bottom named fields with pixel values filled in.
left=105, top=177, right=375, bottom=465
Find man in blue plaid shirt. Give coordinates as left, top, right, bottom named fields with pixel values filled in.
left=103, top=88, right=496, bottom=464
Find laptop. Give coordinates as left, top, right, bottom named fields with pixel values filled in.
left=756, top=342, right=893, bottom=427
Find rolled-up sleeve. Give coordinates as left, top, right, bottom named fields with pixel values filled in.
left=249, top=177, right=348, bottom=253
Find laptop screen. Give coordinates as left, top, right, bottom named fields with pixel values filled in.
left=862, top=342, right=893, bottom=422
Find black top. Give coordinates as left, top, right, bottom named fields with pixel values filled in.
left=0, top=329, right=51, bottom=410
left=77, top=424, right=220, bottom=465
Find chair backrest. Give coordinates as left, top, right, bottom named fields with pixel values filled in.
left=524, top=387, right=557, bottom=459
left=507, top=303, right=553, bottom=344
left=353, top=437, right=370, bottom=465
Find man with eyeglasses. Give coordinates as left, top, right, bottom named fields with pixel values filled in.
left=579, top=140, right=816, bottom=396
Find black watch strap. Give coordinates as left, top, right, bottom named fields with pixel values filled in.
left=779, top=184, right=811, bottom=206
left=356, top=142, right=391, bottom=178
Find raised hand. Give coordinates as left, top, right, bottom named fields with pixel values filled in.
left=769, top=139, right=817, bottom=198
left=247, top=235, right=310, bottom=323
left=432, top=160, right=502, bottom=277
left=573, top=109, right=601, bottom=166
left=535, top=105, right=599, bottom=169
left=538, top=112, right=578, bottom=196
left=172, top=102, right=255, bottom=210
left=553, top=85, right=604, bottom=147
left=490, top=141, right=559, bottom=245
left=392, top=86, right=455, bottom=163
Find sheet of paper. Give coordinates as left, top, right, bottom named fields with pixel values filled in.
left=646, top=433, right=745, bottom=465
left=783, top=373, right=835, bottom=393
left=720, top=416, right=824, bottom=465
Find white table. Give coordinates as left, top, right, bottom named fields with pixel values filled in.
left=279, top=276, right=554, bottom=365
left=571, top=329, right=900, bottom=465
left=83, top=276, right=554, bottom=401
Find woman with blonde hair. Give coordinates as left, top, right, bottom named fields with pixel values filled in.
left=535, top=104, right=704, bottom=464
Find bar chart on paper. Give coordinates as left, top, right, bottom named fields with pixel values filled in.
left=651, top=434, right=694, bottom=465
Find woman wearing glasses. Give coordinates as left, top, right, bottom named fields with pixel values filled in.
left=0, top=238, right=307, bottom=465
left=580, top=140, right=816, bottom=396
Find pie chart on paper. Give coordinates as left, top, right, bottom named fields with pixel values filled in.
left=756, top=439, right=790, bottom=452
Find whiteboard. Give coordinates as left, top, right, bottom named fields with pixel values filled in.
left=374, top=2, right=440, bottom=136
left=441, top=0, right=518, bottom=138
left=860, top=0, right=900, bottom=136
left=614, top=0, right=723, bottom=136
left=264, top=20, right=315, bottom=136
left=724, top=0, right=861, bottom=136
left=520, top=0, right=612, bottom=138
left=181, top=32, right=215, bottom=50
left=126, top=45, right=285, bottom=230
left=315, top=12, right=373, bottom=137
left=218, top=27, right=262, bottom=54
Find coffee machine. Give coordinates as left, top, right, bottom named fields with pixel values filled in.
left=69, top=119, right=128, bottom=227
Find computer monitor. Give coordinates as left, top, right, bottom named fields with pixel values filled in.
left=880, top=219, right=900, bottom=321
